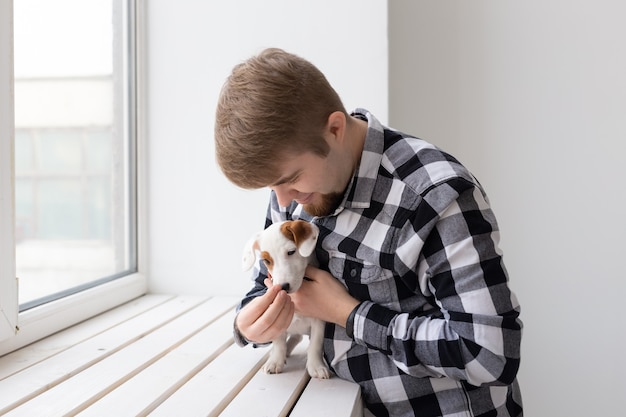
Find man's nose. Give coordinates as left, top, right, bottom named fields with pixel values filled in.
left=271, top=185, right=296, bottom=207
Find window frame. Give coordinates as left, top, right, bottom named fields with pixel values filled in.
left=0, top=0, right=147, bottom=354
left=0, top=0, right=18, bottom=343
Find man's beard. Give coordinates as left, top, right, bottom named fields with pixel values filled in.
left=303, top=191, right=344, bottom=217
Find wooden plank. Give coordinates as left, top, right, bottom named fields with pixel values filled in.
left=0, top=295, right=212, bottom=415
left=1, top=296, right=363, bottom=417
left=7, top=298, right=234, bottom=417
left=290, top=375, right=363, bottom=417
left=76, top=310, right=236, bottom=416
left=149, top=343, right=270, bottom=417
left=0, top=294, right=173, bottom=379
left=2, top=296, right=238, bottom=417
left=220, top=343, right=311, bottom=417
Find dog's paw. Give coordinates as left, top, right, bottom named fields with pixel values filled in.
left=262, top=358, right=285, bottom=375
left=307, top=361, right=331, bottom=379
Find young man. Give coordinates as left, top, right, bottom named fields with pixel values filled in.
left=215, top=48, right=523, bottom=417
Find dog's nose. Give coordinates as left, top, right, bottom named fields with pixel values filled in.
left=281, top=283, right=290, bottom=292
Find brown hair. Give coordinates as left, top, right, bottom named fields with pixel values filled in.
left=214, top=48, right=347, bottom=189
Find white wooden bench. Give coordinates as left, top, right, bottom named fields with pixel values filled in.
left=0, top=295, right=363, bottom=416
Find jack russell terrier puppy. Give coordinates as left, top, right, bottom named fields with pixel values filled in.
left=242, top=220, right=330, bottom=379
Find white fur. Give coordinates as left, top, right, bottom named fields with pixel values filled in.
left=242, top=220, right=330, bottom=379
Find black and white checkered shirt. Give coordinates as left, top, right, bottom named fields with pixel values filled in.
left=239, top=109, right=523, bottom=416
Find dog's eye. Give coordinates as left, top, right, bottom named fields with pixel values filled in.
left=287, top=250, right=296, bottom=256
left=262, top=258, right=271, bottom=265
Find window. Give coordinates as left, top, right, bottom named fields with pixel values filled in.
left=14, top=0, right=138, bottom=310
left=0, top=0, right=146, bottom=351
left=0, top=0, right=18, bottom=342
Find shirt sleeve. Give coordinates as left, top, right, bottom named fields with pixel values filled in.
left=349, top=178, right=522, bottom=387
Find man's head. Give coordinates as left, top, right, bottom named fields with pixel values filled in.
left=214, top=48, right=348, bottom=194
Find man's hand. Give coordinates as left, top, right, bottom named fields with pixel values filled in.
left=236, top=280, right=294, bottom=344
left=290, top=266, right=360, bottom=328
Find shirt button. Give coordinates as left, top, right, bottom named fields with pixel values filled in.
left=350, top=269, right=357, bottom=278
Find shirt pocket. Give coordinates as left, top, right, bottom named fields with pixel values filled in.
left=329, top=251, right=412, bottom=311
left=329, top=252, right=400, bottom=308
left=328, top=251, right=387, bottom=284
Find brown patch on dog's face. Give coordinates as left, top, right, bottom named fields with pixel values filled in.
left=260, top=250, right=274, bottom=273
left=280, top=220, right=312, bottom=248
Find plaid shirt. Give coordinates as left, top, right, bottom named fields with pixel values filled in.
left=239, top=109, right=523, bottom=416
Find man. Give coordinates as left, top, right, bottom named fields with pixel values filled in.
left=215, top=48, right=523, bottom=416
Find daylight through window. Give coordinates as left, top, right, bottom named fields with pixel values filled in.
left=14, top=0, right=137, bottom=310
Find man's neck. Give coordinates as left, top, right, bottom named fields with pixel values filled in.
left=346, top=115, right=369, bottom=170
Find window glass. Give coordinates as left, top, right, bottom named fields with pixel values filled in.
left=14, top=0, right=136, bottom=309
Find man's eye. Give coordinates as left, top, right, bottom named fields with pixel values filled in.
left=287, top=250, right=296, bottom=256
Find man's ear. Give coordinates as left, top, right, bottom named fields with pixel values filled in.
left=325, top=111, right=347, bottom=144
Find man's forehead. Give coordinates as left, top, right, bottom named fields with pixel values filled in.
left=270, top=168, right=302, bottom=187
left=268, top=150, right=322, bottom=187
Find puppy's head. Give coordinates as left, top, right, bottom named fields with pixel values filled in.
left=242, top=220, right=319, bottom=293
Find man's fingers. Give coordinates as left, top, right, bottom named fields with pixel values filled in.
left=251, top=291, right=293, bottom=335
left=239, top=284, right=281, bottom=326
left=272, top=292, right=295, bottom=329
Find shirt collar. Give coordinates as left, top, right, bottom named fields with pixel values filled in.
left=340, top=108, right=385, bottom=210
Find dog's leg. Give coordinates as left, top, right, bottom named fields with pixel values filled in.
left=286, top=334, right=303, bottom=357
left=262, top=332, right=288, bottom=374
left=306, top=319, right=330, bottom=379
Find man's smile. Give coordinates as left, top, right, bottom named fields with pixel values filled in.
left=296, top=193, right=314, bottom=205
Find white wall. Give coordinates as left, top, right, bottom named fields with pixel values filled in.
left=146, top=1, right=388, bottom=297
left=389, top=2, right=626, bottom=416
left=148, top=1, right=626, bottom=415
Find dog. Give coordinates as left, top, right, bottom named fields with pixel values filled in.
left=242, top=219, right=330, bottom=379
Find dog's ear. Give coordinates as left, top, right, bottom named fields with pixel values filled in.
left=282, top=220, right=319, bottom=257
left=242, top=233, right=261, bottom=271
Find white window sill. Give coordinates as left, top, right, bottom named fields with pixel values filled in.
left=0, top=293, right=363, bottom=416
left=0, top=272, right=147, bottom=357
